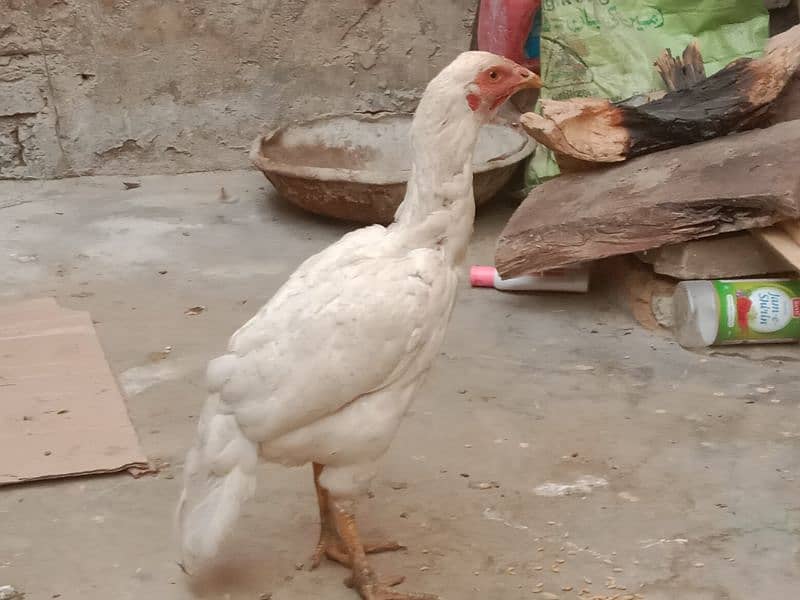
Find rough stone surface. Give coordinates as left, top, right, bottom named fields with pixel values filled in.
left=638, top=232, right=793, bottom=279
left=0, top=0, right=475, bottom=179
left=1, top=171, right=799, bottom=600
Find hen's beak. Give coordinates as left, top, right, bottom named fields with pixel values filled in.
left=512, top=67, right=542, bottom=90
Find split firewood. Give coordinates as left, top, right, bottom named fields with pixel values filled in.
left=653, top=41, right=706, bottom=92
left=752, top=220, right=800, bottom=272
left=520, top=24, right=800, bottom=169
left=495, top=121, right=800, bottom=278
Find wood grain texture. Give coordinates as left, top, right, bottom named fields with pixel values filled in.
left=496, top=121, right=800, bottom=278
left=753, top=227, right=800, bottom=271
left=779, top=219, right=800, bottom=244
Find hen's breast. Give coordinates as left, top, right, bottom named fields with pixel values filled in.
left=260, top=263, right=458, bottom=468
left=215, top=227, right=459, bottom=452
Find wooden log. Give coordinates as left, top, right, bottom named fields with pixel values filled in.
left=520, top=24, right=800, bottom=168
left=769, top=71, right=800, bottom=124
left=752, top=218, right=800, bottom=272
left=495, top=121, right=800, bottom=278
left=752, top=226, right=800, bottom=271
left=637, top=232, right=792, bottom=279
left=780, top=219, right=800, bottom=244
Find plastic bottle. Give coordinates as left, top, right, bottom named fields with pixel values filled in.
left=470, top=265, right=590, bottom=293
left=673, top=279, right=800, bottom=348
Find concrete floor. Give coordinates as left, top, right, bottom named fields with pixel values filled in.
left=1, top=171, right=798, bottom=600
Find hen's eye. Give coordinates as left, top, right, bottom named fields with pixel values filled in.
left=489, top=70, right=499, bottom=80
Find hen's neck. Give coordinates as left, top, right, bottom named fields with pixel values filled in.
left=392, top=94, right=482, bottom=264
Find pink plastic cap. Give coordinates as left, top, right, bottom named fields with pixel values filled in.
left=470, top=265, right=497, bottom=287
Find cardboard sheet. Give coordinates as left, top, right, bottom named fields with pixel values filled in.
left=0, top=297, right=148, bottom=485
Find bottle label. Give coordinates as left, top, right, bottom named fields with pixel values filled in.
left=712, top=279, right=800, bottom=344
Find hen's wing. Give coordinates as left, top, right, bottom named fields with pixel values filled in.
left=213, top=227, right=453, bottom=443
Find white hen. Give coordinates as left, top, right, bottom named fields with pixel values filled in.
left=178, top=51, right=540, bottom=600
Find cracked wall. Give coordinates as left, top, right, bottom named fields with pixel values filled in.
left=0, top=0, right=476, bottom=179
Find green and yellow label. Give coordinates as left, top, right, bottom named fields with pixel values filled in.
left=712, top=279, right=800, bottom=344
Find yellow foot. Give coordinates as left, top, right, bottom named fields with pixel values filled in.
left=346, top=569, right=439, bottom=600
left=310, top=529, right=405, bottom=570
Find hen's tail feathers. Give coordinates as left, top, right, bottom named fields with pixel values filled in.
left=176, top=355, right=258, bottom=570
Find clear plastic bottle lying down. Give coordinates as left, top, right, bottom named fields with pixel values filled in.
left=672, top=279, right=800, bottom=348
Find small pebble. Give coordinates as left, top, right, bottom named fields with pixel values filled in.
left=468, top=481, right=493, bottom=490
left=561, top=586, right=573, bottom=592
left=693, top=562, right=705, bottom=568
left=0, top=586, right=20, bottom=600
left=519, top=442, right=530, bottom=449
left=756, top=387, right=771, bottom=394
left=613, top=568, right=623, bottom=573
left=539, top=593, right=560, bottom=600
left=419, top=566, right=429, bottom=572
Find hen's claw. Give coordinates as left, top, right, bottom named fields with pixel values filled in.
left=310, top=531, right=405, bottom=570
left=346, top=571, right=439, bottom=600
left=312, top=464, right=434, bottom=599
left=309, top=529, right=341, bottom=570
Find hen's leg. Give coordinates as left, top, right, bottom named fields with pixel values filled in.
left=310, top=462, right=349, bottom=568
left=309, top=463, right=403, bottom=570
left=330, top=498, right=438, bottom=600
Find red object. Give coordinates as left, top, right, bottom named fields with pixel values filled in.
left=736, top=296, right=753, bottom=331
left=792, top=297, right=800, bottom=317
left=477, top=0, right=541, bottom=72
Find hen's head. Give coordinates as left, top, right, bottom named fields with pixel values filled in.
left=426, top=51, right=541, bottom=119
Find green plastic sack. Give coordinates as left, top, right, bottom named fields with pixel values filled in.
left=526, top=0, right=769, bottom=187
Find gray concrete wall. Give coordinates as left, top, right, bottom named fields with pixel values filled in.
left=0, top=0, right=476, bottom=179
